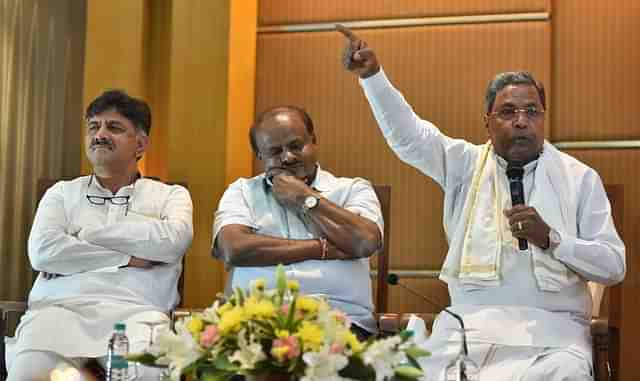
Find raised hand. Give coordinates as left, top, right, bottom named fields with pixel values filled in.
left=336, top=24, right=380, bottom=78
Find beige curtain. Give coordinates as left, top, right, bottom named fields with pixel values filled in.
left=0, top=0, right=85, bottom=300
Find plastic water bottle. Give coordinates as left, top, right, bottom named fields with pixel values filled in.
left=106, top=323, right=130, bottom=381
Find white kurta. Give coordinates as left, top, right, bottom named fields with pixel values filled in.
left=212, top=167, right=384, bottom=333
left=6, top=176, right=193, bottom=365
left=359, top=69, right=625, bottom=379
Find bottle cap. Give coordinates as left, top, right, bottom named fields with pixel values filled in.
left=114, top=323, right=126, bottom=331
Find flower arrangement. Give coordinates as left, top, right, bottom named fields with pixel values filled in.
left=132, top=265, right=429, bottom=381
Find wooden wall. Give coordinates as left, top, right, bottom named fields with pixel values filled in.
left=255, top=1, right=639, bottom=379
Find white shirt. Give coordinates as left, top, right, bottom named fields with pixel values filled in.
left=7, top=175, right=193, bottom=360
left=212, top=167, right=384, bottom=333
left=360, top=69, right=625, bottom=352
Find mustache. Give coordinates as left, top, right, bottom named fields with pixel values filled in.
left=90, top=138, right=113, bottom=149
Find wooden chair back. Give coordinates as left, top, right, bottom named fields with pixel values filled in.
left=372, top=185, right=391, bottom=313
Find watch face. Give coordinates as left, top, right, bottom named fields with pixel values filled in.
left=304, top=196, right=318, bottom=209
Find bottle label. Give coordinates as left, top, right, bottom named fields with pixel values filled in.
left=111, top=355, right=129, bottom=370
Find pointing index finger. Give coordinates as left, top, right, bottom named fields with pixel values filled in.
left=336, top=24, right=358, bottom=42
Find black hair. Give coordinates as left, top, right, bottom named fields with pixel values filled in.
left=85, top=89, right=151, bottom=135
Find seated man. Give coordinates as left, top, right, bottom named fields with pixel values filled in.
left=6, top=90, right=193, bottom=381
left=212, top=105, right=383, bottom=339
left=339, top=26, right=626, bottom=380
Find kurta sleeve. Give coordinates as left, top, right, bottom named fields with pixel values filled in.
left=550, top=171, right=626, bottom=285
left=28, top=182, right=131, bottom=275
left=359, top=68, right=477, bottom=190
left=78, top=184, right=194, bottom=264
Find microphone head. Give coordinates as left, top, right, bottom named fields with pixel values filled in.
left=387, top=273, right=399, bottom=285
left=506, top=161, right=524, bottom=180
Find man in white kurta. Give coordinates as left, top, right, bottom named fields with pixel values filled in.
left=212, top=106, right=383, bottom=339
left=5, top=90, right=193, bottom=381
left=338, top=27, right=625, bottom=380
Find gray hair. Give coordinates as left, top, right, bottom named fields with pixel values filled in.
left=484, top=71, right=546, bottom=114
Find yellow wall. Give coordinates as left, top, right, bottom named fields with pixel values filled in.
left=82, top=0, right=257, bottom=306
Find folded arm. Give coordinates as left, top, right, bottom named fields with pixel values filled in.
left=79, top=185, right=194, bottom=264
left=28, top=184, right=130, bottom=275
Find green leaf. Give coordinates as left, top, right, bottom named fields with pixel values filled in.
left=234, top=287, right=245, bottom=306
left=394, top=365, right=424, bottom=379
left=405, top=345, right=431, bottom=359
left=275, top=264, right=287, bottom=296
left=126, top=352, right=158, bottom=366
left=399, top=330, right=414, bottom=341
left=200, top=370, right=233, bottom=381
left=285, top=297, right=297, bottom=330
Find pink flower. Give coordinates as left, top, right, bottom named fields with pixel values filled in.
left=280, top=304, right=290, bottom=315
left=199, top=325, right=220, bottom=348
left=272, top=335, right=300, bottom=361
left=330, top=342, right=345, bottom=354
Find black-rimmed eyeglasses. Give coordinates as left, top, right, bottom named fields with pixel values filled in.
left=86, top=174, right=134, bottom=215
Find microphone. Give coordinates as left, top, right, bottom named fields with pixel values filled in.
left=506, top=162, right=528, bottom=250
left=387, top=273, right=468, bottom=357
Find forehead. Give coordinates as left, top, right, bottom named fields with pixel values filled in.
left=255, top=112, right=308, bottom=146
left=494, top=85, right=542, bottom=107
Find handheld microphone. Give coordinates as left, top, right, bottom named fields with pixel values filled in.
left=506, top=162, right=528, bottom=250
left=387, top=273, right=468, bottom=356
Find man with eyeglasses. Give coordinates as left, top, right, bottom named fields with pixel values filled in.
left=6, top=90, right=193, bottom=381
left=339, top=26, right=625, bottom=381
left=212, top=105, right=383, bottom=340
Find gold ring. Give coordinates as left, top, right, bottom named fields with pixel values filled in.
left=517, top=221, right=523, bottom=231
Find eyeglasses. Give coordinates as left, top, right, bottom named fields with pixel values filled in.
left=86, top=174, right=134, bottom=215
left=487, top=106, right=545, bottom=121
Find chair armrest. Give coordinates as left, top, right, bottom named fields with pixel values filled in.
left=1, top=301, right=27, bottom=380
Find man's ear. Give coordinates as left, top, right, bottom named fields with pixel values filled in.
left=136, top=134, right=149, bottom=158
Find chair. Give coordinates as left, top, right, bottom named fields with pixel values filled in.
left=0, top=177, right=188, bottom=380
left=376, top=184, right=624, bottom=381
left=371, top=185, right=391, bottom=314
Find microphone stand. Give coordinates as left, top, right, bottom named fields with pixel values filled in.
left=387, top=274, right=478, bottom=381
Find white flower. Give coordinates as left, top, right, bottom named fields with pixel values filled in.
left=228, top=328, right=266, bottom=370
left=301, top=349, right=350, bottom=381
left=362, top=336, right=406, bottom=381
left=152, top=325, right=202, bottom=381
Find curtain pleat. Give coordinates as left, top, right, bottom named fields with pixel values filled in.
left=0, top=0, right=85, bottom=300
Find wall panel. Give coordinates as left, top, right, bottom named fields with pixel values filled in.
left=256, top=22, right=549, bottom=271
left=552, top=1, right=640, bottom=141
left=259, top=0, right=549, bottom=26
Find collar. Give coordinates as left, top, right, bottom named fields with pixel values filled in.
left=494, top=150, right=541, bottom=176
left=89, top=172, right=142, bottom=194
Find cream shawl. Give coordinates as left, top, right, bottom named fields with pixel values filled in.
left=440, top=142, right=580, bottom=292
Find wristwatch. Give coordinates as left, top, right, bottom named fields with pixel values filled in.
left=302, top=195, right=321, bottom=213
left=546, top=228, right=562, bottom=251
